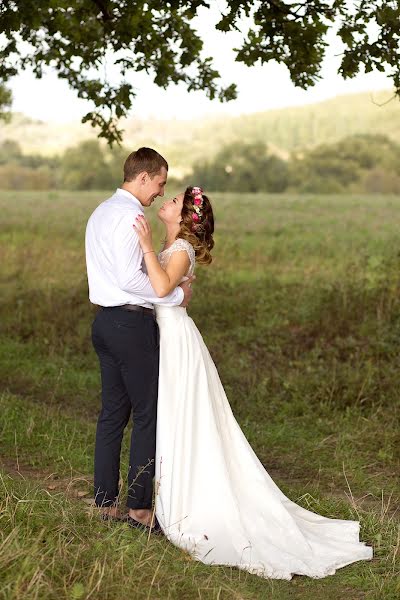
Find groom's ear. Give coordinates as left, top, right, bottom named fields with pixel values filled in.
left=138, top=171, right=149, bottom=185
left=136, top=171, right=150, bottom=185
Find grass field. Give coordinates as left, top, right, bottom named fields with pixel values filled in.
left=0, top=190, right=399, bottom=600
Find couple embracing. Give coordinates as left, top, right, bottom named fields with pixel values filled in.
left=85, top=147, right=372, bottom=580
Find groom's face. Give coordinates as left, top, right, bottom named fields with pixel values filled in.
left=141, top=167, right=168, bottom=207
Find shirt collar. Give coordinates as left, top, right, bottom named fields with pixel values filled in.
left=116, top=188, right=143, bottom=210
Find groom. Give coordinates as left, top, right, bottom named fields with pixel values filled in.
left=85, top=147, right=193, bottom=530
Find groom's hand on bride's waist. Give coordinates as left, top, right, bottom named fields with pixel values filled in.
left=179, top=276, right=195, bottom=307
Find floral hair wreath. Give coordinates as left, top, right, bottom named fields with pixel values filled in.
left=191, top=186, right=205, bottom=232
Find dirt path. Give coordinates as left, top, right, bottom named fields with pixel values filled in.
left=0, top=456, right=94, bottom=505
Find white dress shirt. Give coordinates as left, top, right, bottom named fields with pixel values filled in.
left=85, top=188, right=184, bottom=308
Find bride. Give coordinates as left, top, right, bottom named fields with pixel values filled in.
left=132, top=186, right=373, bottom=580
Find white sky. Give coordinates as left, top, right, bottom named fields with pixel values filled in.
left=8, top=2, right=392, bottom=123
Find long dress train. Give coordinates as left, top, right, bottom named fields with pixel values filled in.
left=154, top=239, right=372, bottom=580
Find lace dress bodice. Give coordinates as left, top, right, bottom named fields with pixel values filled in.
left=158, top=238, right=195, bottom=281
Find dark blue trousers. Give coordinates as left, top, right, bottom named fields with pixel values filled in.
left=91, top=307, right=159, bottom=509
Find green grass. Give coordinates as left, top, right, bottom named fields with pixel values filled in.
left=0, top=190, right=399, bottom=599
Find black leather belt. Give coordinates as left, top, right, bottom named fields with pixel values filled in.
left=104, top=304, right=155, bottom=316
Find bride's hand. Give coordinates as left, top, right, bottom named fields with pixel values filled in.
left=133, top=215, right=154, bottom=253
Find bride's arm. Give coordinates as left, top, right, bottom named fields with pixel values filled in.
left=143, top=250, right=190, bottom=298
left=133, top=215, right=190, bottom=298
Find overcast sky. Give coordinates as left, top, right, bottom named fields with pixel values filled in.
left=8, top=2, right=392, bottom=123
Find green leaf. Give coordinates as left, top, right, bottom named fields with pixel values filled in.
left=70, top=582, right=85, bottom=600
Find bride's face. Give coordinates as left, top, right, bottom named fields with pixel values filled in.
left=158, top=193, right=184, bottom=225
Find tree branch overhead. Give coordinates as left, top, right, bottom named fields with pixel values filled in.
left=0, top=1, right=398, bottom=144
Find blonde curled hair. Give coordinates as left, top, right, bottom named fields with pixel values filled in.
left=176, top=186, right=214, bottom=265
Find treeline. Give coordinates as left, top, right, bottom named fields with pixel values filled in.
left=190, top=134, right=400, bottom=194
left=0, top=140, right=125, bottom=190
left=1, top=134, right=400, bottom=193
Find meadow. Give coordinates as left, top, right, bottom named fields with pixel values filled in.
left=0, top=190, right=399, bottom=600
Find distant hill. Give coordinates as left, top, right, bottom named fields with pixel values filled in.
left=0, top=90, right=398, bottom=175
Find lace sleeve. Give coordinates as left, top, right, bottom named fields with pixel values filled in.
left=159, top=238, right=195, bottom=276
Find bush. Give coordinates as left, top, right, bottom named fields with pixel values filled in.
left=191, top=141, right=289, bottom=193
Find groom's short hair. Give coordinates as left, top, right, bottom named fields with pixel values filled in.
left=123, top=147, right=168, bottom=182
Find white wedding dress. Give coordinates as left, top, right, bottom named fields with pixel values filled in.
left=154, top=239, right=372, bottom=580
